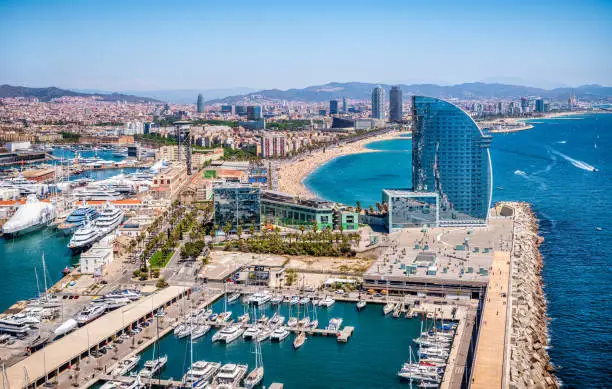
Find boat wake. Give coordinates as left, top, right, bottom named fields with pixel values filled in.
left=514, top=170, right=548, bottom=190
left=548, top=148, right=597, bottom=172
left=555, top=140, right=567, bottom=144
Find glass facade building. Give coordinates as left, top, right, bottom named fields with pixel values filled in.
left=213, top=184, right=261, bottom=231
left=411, top=96, right=493, bottom=225
left=383, top=190, right=439, bottom=231
left=261, top=191, right=334, bottom=230
left=371, top=86, right=385, bottom=119
left=389, top=86, right=403, bottom=122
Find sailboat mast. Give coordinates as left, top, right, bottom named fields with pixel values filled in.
left=41, top=253, right=48, bottom=301
left=34, top=267, right=41, bottom=299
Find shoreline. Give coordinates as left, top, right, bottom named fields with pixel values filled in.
left=277, top=129, right=402, bottom=198
left=504, top=201, right=559, bottom=389
left=482, top=110, right=608, bottom=134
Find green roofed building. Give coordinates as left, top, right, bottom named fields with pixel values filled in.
left=261, top=190, right=334, bottom=230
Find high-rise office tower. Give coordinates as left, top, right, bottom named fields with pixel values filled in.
left=535, top=98, right=546, bottom=113
left=411, top=96, right=493, bottom=225
left=196, top=94, right=204, bottom=113
left=389, top=86, right=403, bottom=122
left=329, top=99, right=339, bottom=115
left=371, top=86, right=385, bottom=119
left=247, top=105, right=262, bottom=120
left=342, top=97, right=347, bottom=113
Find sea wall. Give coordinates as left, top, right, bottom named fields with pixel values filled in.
left=505, top=202, right=559, bottom=389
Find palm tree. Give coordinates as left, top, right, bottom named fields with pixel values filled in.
left=299, top=225, right=305, bottom=235
left=223, top=222, right=232, bottom=240
left=237, top=225, right=243, bottom=240
left=312, top=220, right=319, bottom=234
left=355, top=201, right=362, bottom=213
left=249, top=225, right=255, bottom=237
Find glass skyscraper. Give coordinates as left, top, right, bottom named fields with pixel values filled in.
left=389, top=86, right=403, bottom=122
left=411, top=96, right=493, bottom=225
left=371, top=86, right=385, bottom=119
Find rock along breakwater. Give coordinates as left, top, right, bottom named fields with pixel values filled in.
left=506, top=202, right=559, bottom=389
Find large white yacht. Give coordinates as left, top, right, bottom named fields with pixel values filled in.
left=214, top=363, right=248, bottom=388
left=68, top=220, right=102, bottom=252
left=183, top=361, right=221, bottom=385
left=2, top=195, right=56, bottom=237
left=138, top=355, right=168, bottom=378
left=248, top=291, right=272, bottom=305
left=57, top=206, right=99, bottom=236
left=211, top=324, right=244, bottom=344
left=72, top=187, right=123, bottom=201
left=96, top=201, right=125, bottom=233
left=76, top=304, right=106, bottom=325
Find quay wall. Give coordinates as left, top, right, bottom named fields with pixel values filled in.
left=504, top=202, right=558, bottom=389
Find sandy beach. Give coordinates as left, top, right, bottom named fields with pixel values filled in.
left=277, top=130, right=402, bottom=197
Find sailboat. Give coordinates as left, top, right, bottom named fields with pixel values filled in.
left=293, top=331, right=306, bottom=350
left=139, top=314, right=167, bottom=378
left=243, top=336, right=264, bottom=389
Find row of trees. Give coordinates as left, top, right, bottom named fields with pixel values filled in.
left=224, top=227, right=360, bottom=257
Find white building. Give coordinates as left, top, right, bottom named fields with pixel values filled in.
left=79, top=236, right=114, bottom=274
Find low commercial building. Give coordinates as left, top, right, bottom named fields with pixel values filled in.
left=151, top=165, right=189, bottom=200
left=213, top=183, right=261, bottom=231
left=261, top=190, right=335, bottom=230
left=79, top=237, right=114, bottom=274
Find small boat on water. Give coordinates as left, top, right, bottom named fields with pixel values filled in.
left=216, top=311, right=232, bottom=323
left=212, top=324, right=244, bottom=344
left=110, top=355, right=141, bottom=376
left=383, top=302, right=395, bottom=315
left=319, top=296, right=335, bottom=307
left=356, top=301, right=366, bottom=311
left=270, top=295, right=283, bottom=305
left=227, top=292, right=241, bottom=303
left=183, top=360, right=221, bottom=386
left=190, top=325, right=210, bottom=340
left=238, top=313, right=250, bottom=323
left=326, top=318, right=343, bottom=331
left=286, top=317, right=298, bottom=327
left=99, top=376, right=143, bottom=389
left=293, top=331, right=306, bottom=349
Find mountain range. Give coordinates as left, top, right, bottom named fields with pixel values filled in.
left=209, top=82, right=612, bottom=104
left=1, top=82, right=611, bottom=104
left=0, top=85, right=161, bottom=103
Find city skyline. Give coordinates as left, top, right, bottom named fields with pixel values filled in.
left=1, top=0, right=611, bottom=91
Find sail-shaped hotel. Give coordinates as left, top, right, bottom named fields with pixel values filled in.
left=384, top=96, right=493, bottom=230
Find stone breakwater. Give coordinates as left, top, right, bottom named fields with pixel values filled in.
left=506, top=202, right=559, bottom=389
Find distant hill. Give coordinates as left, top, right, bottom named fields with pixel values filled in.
left=0, top=85, right=161, bottom=103
left=209, top=82, right=612, bottom=104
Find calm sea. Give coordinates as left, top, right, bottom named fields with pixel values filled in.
left=307, top=114, right=612, bottom=388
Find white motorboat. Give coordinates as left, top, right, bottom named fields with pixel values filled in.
left=191, top=325, right=210, bottom=340
left=2, top=194, right=56, bottom=237
left=183, top=360, right=221, bottom=385
left=243, top=325, right=259, bottom=340
left=286, top=317, right=298, bottom=327
left=256, top=328, right=272, bottom=342
left=298, top=297, right=310, bottom=305
left=356, top=300, right=367, bottom=311
left=175, top=324, right=192, bottom=339
left=212, top=324, right=244, bottom=344
left=268, top=313, right=285, bottom=328
left=99, top=376, right=143, bottom=389
left=76, top=304, right=106, bottom=325
left=237, top=313, right=250, bottom=323
left=383, top=302, right=395, bottom=315
left=270, top=295, right=283, bottom=305
left=319, top=296, right=335, bottom=307
left=216, top=311, right=232, bottom=323
left=227, top=292, right=241, bottom=303
left=326, top=318, right=343, bottom=331
left=298, top=317, right=310, bottom=328
left=270, top=327, right=290, bottom=342
left=214, top=363, right=248, bottom=387
left=307, top=319, right=319, bottom=329
left=110, top=355, right=141, bottom=376
left=138, top=355, right=167, bottom=378
left=289, top=296, right=299, bottom=305
left=249, top=292, right=272, bottom=305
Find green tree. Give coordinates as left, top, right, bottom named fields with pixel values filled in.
left=223, top=222, right=232, bottom=240
left=237, top=225, right=243, bottom=240
left=249, top=225, right=255, bottom=236
left=355, top=201, right=362, bottom=213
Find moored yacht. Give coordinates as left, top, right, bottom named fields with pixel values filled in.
left=183, top=360, right=221, bottom=385
left=110, top=355, right=141, bottom=376
left=214, top=363, right=248, bottom=388
left=212, top=324, right=244, bottom=344
left=96, top=201, right=125, bottom=234
left=138, top=355, right=168, bottom=378
left=68, top=220, right=102, bottom=253
left=57, top=206, right=99, bottom=235
left=270, top=327, right=290, bottom=342
left=2, top=195, right=56, bottom=237
left=326, top=318, right=343, bottom=331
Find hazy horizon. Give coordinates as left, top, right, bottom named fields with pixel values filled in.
left=1, top=0, right=611, bottom=91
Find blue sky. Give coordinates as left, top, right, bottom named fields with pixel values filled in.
left=1, top=0, right=611, bottom=91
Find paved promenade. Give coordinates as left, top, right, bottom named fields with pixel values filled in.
left=471, top=251, right=511, bottom=389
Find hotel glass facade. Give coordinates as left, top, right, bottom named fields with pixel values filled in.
left=411, top=96, right=492, bottom=225
left=383, top=190, right=439, bottom=231
left=213, top=184, right=261, bottom=231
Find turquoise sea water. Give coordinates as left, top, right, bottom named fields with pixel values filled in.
left=307, top=114, right=612, bottom=388
left=135, top=299, right=426, bottom=389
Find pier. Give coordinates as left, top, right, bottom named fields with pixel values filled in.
left=470, top=251, right=511, bottom=388
left=1, top=286, right=192, bottom=389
